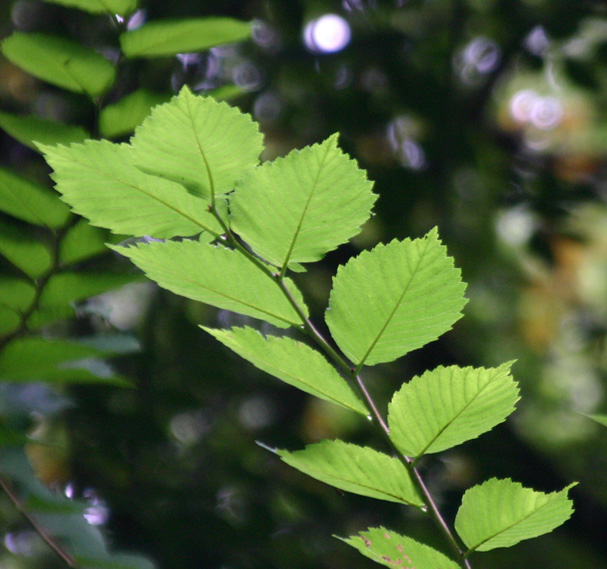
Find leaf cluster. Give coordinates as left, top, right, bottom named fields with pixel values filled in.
left=41, top=87, right=575, bottom=568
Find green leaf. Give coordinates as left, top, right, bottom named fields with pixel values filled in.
left=202, top=326, right=367, bottom=414
left=0, top=111, right=89, bottom=151
left=275, top=440, right=423, bottom=506
left=120, top=18, right=251, bottom=58
left=326, top=229, right=467, bottom=367
left=130, top=87, right=262, bottom=200
left=41, top=0, right=138, bottom=16
left=455, top=478, right=576, bottom=553
left=0, top=277, right=36, bottom=313
left=582, top=413, right=607, bottom=427
left=338, top=527, right=460, bottom=569
left=0, top=222, right=53, bottom=278
left=99, top=89, right=171, bottom=139
left=0, top=278, right=36, bottom=333
left=231, top=134, right=376, bottom=271
left=0, top=167, right=70, bottom=228
left=39, top=272, right=137, bottom=309
left=0, top=337, right=130, bottom=385
left=1, top=33, right=115, bottom=96
left=59, top=220, right=111, bottom=266
left=40, top=139, right=222, bottom=238
left=112, top=240, right=306, bottom=328
left=388, top=363, right=519, bottom=458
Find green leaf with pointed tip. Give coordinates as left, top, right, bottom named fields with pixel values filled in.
left=112, top=240, right=306, bottom=328
left=326, top=229, right=467, bottom=367
left=338, top=527, right=460, bottom=569
left=276, top=440, right=423, bottom=506
left=388, top=363, right=519, bottom=458
left=120, top=18, right=251, bottom=58
left=583, top=413, right=607, bottom=427
left=130, top=87, right=262, bottom=200
left=202, top=326, right=367, bottom=414
left=41, top=0, right=138, bottom=16
left=99, top=90, right=171, bottom=139
left=455, top=478, right=576, bottom=553
left=59, top=220, right=111, bottom=266
left=231, top=134, right=376, bottom=271
left=0, top=222, right=53, bottom=278
left=0, top=167, right=70, bottom=228
left=0, top=337, right=130, bottom=385
left=1, top=33, right=115, bottom=96
left=41, top=139, right=222, bottom=238
left=0, top=111, right=89, bottom=151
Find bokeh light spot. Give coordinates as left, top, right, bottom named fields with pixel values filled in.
left=304, top=14, right=351, bottom=54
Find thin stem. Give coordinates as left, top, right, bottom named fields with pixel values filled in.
left=208, top=205, right=470, bottom=567
left=0, top=475, right=78, bottom=568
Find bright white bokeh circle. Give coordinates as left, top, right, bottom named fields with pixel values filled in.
left=304, top=14, right=351, bottom=53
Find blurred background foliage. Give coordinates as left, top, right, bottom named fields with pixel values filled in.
left=2, top=0, right=607, bottom=568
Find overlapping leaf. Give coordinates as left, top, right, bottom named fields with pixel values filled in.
left=326, top=229, right=467, bottom=367
left=120, top=18, right=251, bottom=58
left=41, top=139, right=222, bottom=238
left=41, top=0, right=138, bottom=16
left=1, top=33, right=115, bottom=96
left=276, top=440, right=423, bottom=506
left=203, top=326, right=367, bottom=414
left=388, top=363, right=519, bottom=458
left=455, top=478, right=576, bottom=552
left=130, top=87, right=262, bottom=200
left=99, top=89, right=171, bottom=139
left=0, top=167, right=70, bottom=228
left=338, top=527, right=460, bottom=569
left=112, top=240, right=306, bottom=328
left=230, top=134, right=376, bottom=270
left=0, top=111, right=89, bottom=151
left=0, top=222, right=53, bottom=278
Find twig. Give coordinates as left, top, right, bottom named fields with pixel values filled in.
left=0, top=475, right=78, bottom=568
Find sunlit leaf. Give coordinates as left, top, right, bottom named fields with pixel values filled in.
left=120, top=18, right=251, bottom=58
left=388, top=363, right=519, bottom=458
left=338, top=527, right=460, bottom=569
left=99, top=89, right=171, bottom=138
left=0, top=222, right=53, bottom=278
left=0, top=167, right=70, bottom=228
left=0, top=111, right=89, bottom=151
left=41, top=0, right=138, bottom=16
left=455, top=478, right=576, bottom=553
left=203, top=326, right=367, bottom=414
left=275, top=440, right=423, bottom=506
left=1, top=33, right=115, bottom=96
left=326, top=229, right=467, bottom=367
left=40, top=139, right=222, bottom=238
left=130, top=87, right=262, bottom=200
left=112, top=240, right=307, bottom=328
left=231, top=134, right=376, bottom=270
left=0, top=337, right=130, bottom=385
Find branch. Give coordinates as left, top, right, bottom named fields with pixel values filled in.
left=0, top=475, right=78, bottom=568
